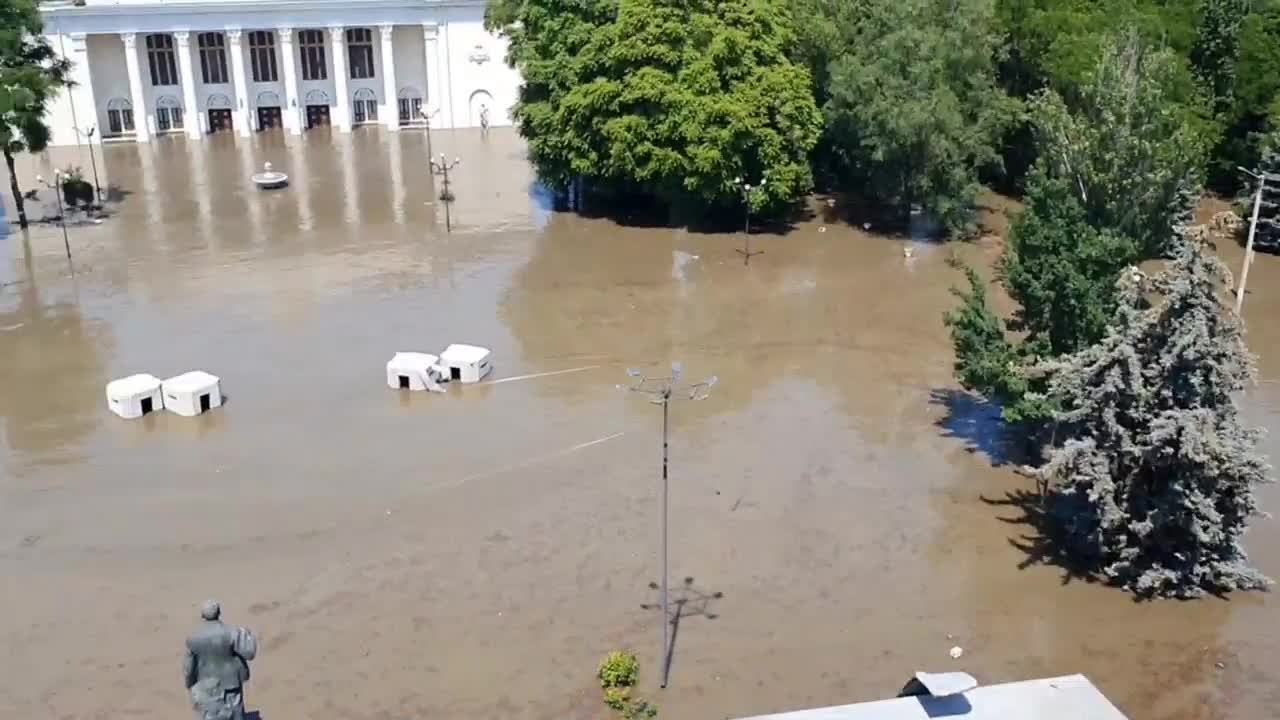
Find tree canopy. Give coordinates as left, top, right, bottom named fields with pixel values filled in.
left=488, top=0, right=822, bottom=214
left=799, top=0, right=1017, bottom=233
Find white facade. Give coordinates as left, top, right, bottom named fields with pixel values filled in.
left=38, top=0, right=521, bottom=147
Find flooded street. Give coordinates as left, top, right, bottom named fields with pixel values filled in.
left=2, top=129, right=1278, bottom=719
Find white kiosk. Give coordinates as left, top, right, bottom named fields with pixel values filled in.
left=162, top=371, right=223, bottom=416
left=439, top=344, right=493, bottom=383
left=386, top=352, right=447, bottom=392
left=105, top=373, right=164, bottom=419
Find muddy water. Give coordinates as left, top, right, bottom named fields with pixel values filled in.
left=1, top=129, right=1277, bottom=720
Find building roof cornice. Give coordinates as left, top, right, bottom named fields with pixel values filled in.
left=41, top=0, right=486, bottom=20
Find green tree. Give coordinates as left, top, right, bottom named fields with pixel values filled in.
left=1192, top=0, right=1249, bottom=113
left=488, top=0, right=822, bottom=214
left=1213, top=0, right=1280, bottom=190
left=818, top=0, right=1017, bottom=234
left=1028, top=32, right=1211, bottom=257
left=1, top=0, right=71, bottom=229
left=1028, top=239, right=1272, bottom=598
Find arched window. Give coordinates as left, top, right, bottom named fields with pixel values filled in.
left=345, top=28, right=375, bottom=79
left=397, top=87, right=423, bottom=126
left=469, top=89, right=494, bottom=128
left=255, top=91, right=280, bottom=108
left=304, top=89, right=330, bottom=105
left=352, top=87, right=378, bottom=124
left=145, top=33, right=178, bottom=86
left=197, top=32, right=228, bottom=84
left=156, top=95, right=184, bottom=132
left=106, top=97, right=134, bottom=135
left=207, top=93, right=232, bottom=110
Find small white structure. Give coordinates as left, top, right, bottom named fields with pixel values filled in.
left=251, top=162, right=289, bottom=190
left=162, top=371, right=223, bottom=417
left=439, top=343, right=493, bottom=383
left=105, top=373, right=163, bottom=419
left=386, top=352, right=447, bottom=392
left=733, top=673, right=1128, bottom=720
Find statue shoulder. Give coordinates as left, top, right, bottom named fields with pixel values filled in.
left=233, top=626, right=258, bottom=661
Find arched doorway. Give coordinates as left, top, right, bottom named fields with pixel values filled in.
left=106, top=97, right=134, bottom=136
left=468, top=90, right=494, bottom=129
left=207, top=93, right=233, bottom=134
left=155, top=95, right=184, bottom=133
left=353, top=87, right=377, bottom=124
left=255, top=90, right=282, bottom=131
left=304, top=89, right=330, bottom=129
left=397, top=86, right=423, bottom=126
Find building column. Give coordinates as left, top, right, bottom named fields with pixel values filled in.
left=278, top=27, right=301, bottom=135
left=421, top=24, right=447, bottom=129
left=379, top=24, right=398, bottom=131
left=121, top=32, right=150, bottom=142
left=174, top=31, right=203, bottom=139
left=328, top=26, right=351, bottom=132
left=64, top=33, right=100, bottom=148
left=227, top=29, right=251, bottom=137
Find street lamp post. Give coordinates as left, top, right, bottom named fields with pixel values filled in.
left=80, top=125, right=104, bottom=205
left=734, top=176, right=766, bottom=266
left=1234, top=166, right=1279, bottom=315
left=430, top=152, right=461, bottom=233
left=620, top=363, right=716, bottom=689
left=35, top=171, right=72, bottom=261
left=419, top=106, right=440, bottom=160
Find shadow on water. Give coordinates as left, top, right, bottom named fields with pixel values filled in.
left=560, top=183, right=815, bottom=235
left=980, top=489, right=1102, bottom=589
left=640, top=576, right=723, bottom=685
left=928, top=388, right=1018, bottom=467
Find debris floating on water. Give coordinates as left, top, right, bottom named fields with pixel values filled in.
left=949, top=646, right=964, bottom=659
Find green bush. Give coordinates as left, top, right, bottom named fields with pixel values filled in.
left=603, top=687, right=631, bottom=711
left=598, top=651, right=640, bottom=689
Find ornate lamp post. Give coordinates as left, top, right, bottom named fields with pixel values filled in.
left=430, top=152, right=461, bottom=233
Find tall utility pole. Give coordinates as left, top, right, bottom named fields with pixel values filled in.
left=1235, top=166, right=1279, bottom=315
left=620, top=363, right=716, bottom=689
left=734, top=176, right=766, bottom=266
left=79, top=125, right=104, bottom=205
left=430, top=152, right=461, bottom=232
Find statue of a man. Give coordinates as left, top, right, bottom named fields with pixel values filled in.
left=183, top=600, right=258, bottom=720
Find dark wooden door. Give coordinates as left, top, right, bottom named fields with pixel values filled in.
left=208, top=109, right=233, bottom=134
left=305, top=104, right=330, bottom=129
left=256, top=107, right=283, bottom=131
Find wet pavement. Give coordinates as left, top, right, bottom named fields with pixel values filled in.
left=1, top=128, right=1277, bottom=719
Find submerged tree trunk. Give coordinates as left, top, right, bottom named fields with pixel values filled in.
left=4, top=147, right=28, bottom=230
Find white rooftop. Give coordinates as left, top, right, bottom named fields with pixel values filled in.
left=440, top=343, right=490, bottom=363
left=106, top=373, right=161, bottom=395
left=734, top=674, right=1129, bottom=720
left=389, top=352, right=439, bottom=368
left=164, top=371, right=220, bottom=392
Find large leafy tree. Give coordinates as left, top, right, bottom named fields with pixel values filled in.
left=1028, top=239, right=1272, bottom=598
left=1028, top=33, right=1211, bottom=258
left=488, top=0, right=822, bottom=213
left=814, top=0, right=1017, bottom=234
left=1, top=0, right=70, bottom=229
left=1192, top=0, right=1250, bottom=114
left=947, top=34, right=1205, bottom=426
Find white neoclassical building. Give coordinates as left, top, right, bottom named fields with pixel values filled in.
left=37, top=0, right=520, bottom=146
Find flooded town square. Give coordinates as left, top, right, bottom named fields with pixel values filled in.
left=2, top=128, right=1279, bottom=719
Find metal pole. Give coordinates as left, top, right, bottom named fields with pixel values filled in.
left=660, top=393, right=670, bottom=689
left=1237, top=175, right=1265, bottom=315
left=743, top=199, right=750, bottom=266
left=443, top=163, right=452, bottom=233
left=85, top=128, right=103, bottom=204
left=55, top=172, right=71, bottom=261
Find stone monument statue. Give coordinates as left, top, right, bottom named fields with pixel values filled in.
left=183, top=600, right=258, bottom=720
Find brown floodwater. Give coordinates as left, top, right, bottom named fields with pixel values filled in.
left=1, top=129, right=1278, bottom=720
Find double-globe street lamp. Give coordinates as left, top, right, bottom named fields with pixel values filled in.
left=430, top=152, right=461, bottom=233
left=734, top=176, right=766, bottom=266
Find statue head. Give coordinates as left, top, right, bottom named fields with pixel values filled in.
left=200, top=599, right=221, bottom=621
